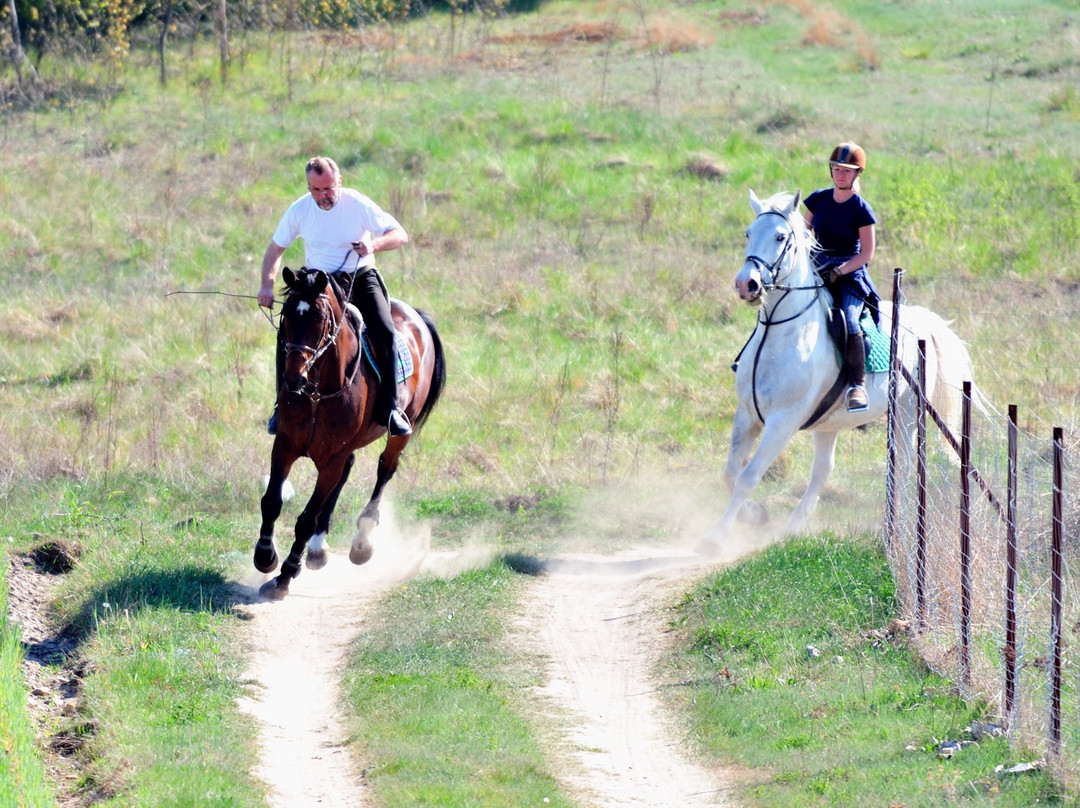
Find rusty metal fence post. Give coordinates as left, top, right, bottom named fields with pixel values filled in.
left=885, top=268, right=904, bottom=548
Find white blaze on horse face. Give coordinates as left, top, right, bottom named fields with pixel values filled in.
left=296, top=300, right=311, bottom=316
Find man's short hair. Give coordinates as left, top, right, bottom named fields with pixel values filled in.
left=305, top=156, right=340, bottom=178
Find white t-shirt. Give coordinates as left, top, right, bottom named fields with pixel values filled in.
left=271, top=187, right=403, bottom=273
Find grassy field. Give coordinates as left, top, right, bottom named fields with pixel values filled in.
left=2, top=0, right=1080, bottom=804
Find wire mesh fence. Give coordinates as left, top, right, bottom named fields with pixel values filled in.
left=883, top=269, right=1080, bottom=784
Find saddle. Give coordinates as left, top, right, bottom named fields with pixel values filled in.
left=344, top=303, right=414, bottom=386
left=825, top=306, right=890, bottom=374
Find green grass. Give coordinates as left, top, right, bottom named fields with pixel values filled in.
left=668, top=535, right=1065, bottom=806
left=3, top=477, right=264, bottom=806
left=0, top=0, right=1079, bottom=804
left=0, top=558, right=56, bottom=808
left=341, top=561, right=574, bottom=807
left=79, top=606, right=264, bottom=806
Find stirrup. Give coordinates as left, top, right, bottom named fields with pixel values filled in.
left=387, top=409, right=412, bottom=437
left=845, top=385, right=868, bottom=413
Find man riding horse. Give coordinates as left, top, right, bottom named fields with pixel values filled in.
left=257, top=156, right=413, bottom=437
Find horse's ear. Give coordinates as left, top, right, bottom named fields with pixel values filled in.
left=282, top=266, right=297, bottom=287
left=311, top=270, right=330, bottom=294
left=749, top=188, right=763, bottom=215
left=779, top=190, right=801, bottom=220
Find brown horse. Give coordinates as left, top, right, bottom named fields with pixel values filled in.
left=254, top=267, right=446, bottom=599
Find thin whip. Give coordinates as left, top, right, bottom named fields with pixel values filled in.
left=164, top=289, right=279, bottom=328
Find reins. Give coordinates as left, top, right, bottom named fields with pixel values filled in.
left=743, top=208, right=830, bottom=425
left=283, top=269, right=364, bottom=403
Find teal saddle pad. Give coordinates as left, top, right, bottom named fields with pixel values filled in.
left=360, top=327, right=413, bottom=385
left=862, top=311, right=890, bottom=373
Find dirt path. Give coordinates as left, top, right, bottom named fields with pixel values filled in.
left=235, top=524, right=432, bottom=808
left=518, top=548, right=741, bottom=808
left=236, top=532, right=759, bottom=807
left=13, top=523, right=765, bottom=807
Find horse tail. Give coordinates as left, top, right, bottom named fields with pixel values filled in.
left=414, top=308, right=446, bottom=433
left=923, top=309, right=984, bottom=432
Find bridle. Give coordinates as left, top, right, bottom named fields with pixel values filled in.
left=283, top=293, right=339, bottom=389
left=282, top=272, right=361, bottom=401
left=744, top=209, right=820, bottom=295
left=742, top=208, right=829, bottom=425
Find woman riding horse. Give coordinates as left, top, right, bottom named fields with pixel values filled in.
left=803, top=141, right=880, bottom=413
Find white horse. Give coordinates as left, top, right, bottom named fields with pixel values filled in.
left=697, top=189, right=975, bottom=554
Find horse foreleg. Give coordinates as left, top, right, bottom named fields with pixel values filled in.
left=699, top=417, right=798, bottom=554
left=785, top=431, right=839, bottom=535
left=722, top=411, right=769, bottom=527
left=255, top=455, right=298, bottom=574
left=260, top=459, right=348, bottom=600
left=306, top=453, right=356, bottom=571
left=350, top=442, right=405, bottom=565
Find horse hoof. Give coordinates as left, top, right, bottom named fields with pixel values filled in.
left=254, top=539, right=279, bottom=574
left=306, top=548, right=328, bottom=570
left=258, top=576, right=290, bottom=600
left=349, top=538, right=373, bottom=566
left=695, top=536, right=724, bottom=558
left=350, top=515, right=377, bottom=565
left=738, top=500, right=769, bottom=526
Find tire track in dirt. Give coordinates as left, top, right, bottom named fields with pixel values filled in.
left=234, top=529, right=768, bottom=807
left=518, top=547, right=745, bottom=808
left=235, top=525, right=431, bottom=808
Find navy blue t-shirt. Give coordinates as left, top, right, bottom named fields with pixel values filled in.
left=804, top=189, right=877, bottom=258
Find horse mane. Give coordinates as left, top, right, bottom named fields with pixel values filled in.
left=325, top=272, right=348, bottom=307
left=761, top=191, right=818, bottom=257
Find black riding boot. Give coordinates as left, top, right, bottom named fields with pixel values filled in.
left=379, top=343, right=411, bottom=437
left=844, top=336, right=868, bottom=413
left=350, top=268, right=411, bottom=437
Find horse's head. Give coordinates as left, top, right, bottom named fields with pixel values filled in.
left=280, top=267, right=344, bottom=393
left=734, top=189, right=813, bottom=305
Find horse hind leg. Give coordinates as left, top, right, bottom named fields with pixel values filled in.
left=784, top=431, right=839, bottom=535
left=350, top=445, right=404, bottom=565
left=306, top=454, right=356, bottom=570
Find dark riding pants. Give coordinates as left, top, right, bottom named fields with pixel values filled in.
left=342, top=267, right=400, bottom=422
left=836, top=286, right=865, bottom=335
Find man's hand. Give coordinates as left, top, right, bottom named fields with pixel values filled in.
left=352, top=230, right=374, bottom=257
left=822, top=266, right=843, bottom=285
left=257, top=283, right=275, bottom=309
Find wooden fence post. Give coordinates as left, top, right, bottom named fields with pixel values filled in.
left=959, top=381, right=972, bottom=689
left=915, top=339, right=928, bottom=633
left=1050, top=427, right=1064, bottom=756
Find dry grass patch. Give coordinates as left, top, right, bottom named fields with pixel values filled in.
left=775, top=0, right=880, bottom=70
left=637, top=18, right=713, bottom=54
left=681, top=153, right=728, bottom=181
left=488, top=21, right=620, bottom=46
